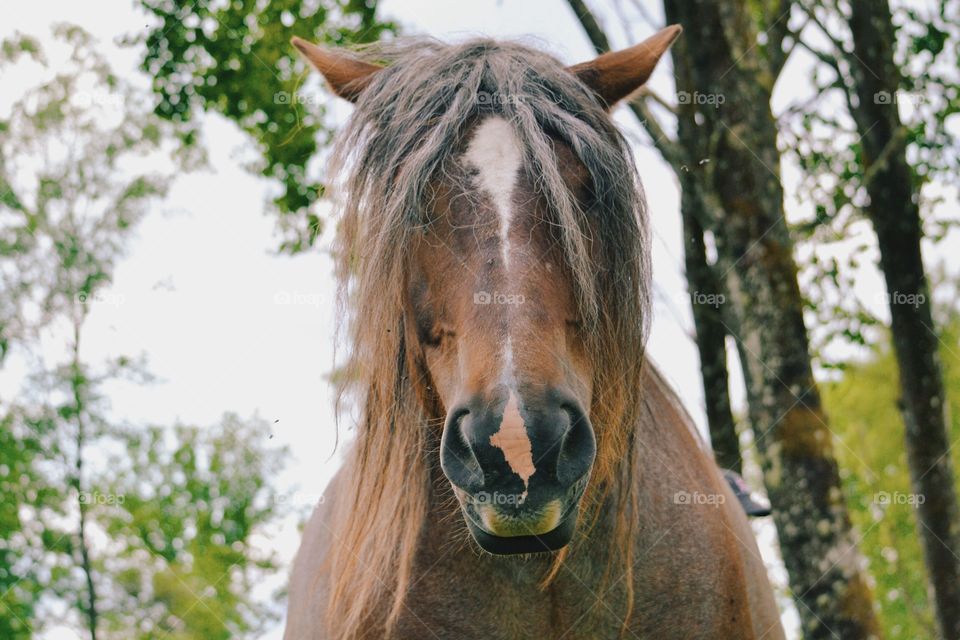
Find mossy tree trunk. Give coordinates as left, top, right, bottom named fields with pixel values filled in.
left=663, top=0, right=881, bottom=636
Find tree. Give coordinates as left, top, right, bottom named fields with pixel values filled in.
left=786, top=0, right=960, bottom=635
left=0, top=25, right=177, bottom=636
left=0, top=26, right=287, bottom=638
left=136, top=0, right=395, bottom=253
left=0, top=411, right=43, bottom=640
left=848, top=2, right=960, bottom=635
left=661, top=0, right=880, bottom=635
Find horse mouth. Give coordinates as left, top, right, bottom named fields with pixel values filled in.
left=455, top=475, right=589, bottom=555
left=463, top=508, right=580, bottom=554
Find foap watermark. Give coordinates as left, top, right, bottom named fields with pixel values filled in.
left=673, top=490, right=725, bottom=507
left=79, top=491, right=125, bottom=506
left=874, top=491, right=925, bottom=507
left=476, top=91, right=523, bottom=107
left=474, top=291, right=525, bottom=306
left=873, top=90, right=929, bottom=108
left=274, top=290, right=324, bottom=307
left=77, top=291, right=125, bottom=307
left=475, top=491, right=527, bottom=506
left=691, top=291, right=726, bottom=308
left=272, top=492, right=326, bottom=508
left=73, top=91, right=125, bottom=109
left=273, top=90, right=325, bottom=106
left=677, top=90, right=725, bottom=108
left=878, top=290, right=925, bottom=308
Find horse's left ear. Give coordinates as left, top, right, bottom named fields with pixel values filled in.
left=291, top=37, right=383, bottom=102
left=568, top=25, right=682, bottom=109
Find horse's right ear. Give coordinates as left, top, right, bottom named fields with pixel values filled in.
left=291, top=37, right=383, bottom=103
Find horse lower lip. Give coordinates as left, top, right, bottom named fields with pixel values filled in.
left=475, top=499, right=564, bottom=536
left=464, top=508, right=579, bottom=555
left=456, top=473, right=591, bottom=536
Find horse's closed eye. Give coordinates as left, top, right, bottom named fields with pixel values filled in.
left=423, top=325, right=456, bottom=348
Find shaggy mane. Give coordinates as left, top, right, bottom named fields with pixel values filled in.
left=323, top=37, right=651, bottom=639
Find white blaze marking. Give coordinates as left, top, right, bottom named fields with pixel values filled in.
left=494, top=339, right=534, bottom=494
left=463, top=118, right=536, bottom=490
left=488, top=389, right=535, bottom=495
left=463, top=116, right=522, bottom=268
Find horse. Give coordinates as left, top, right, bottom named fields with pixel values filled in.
left=283, top=26, right=785, bottom=640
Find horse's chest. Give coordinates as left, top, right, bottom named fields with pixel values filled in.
left=393, top=554, right=627, bottom=639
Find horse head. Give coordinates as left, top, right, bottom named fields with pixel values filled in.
left=294, top=27, right=679, bottom=555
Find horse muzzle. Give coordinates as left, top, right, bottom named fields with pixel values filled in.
left=440, top=386, right=595, bottom=554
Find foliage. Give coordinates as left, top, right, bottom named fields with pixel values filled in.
left=823, top=314, right=960, bottom=639
left=96, top=416, right=285, bottom=639
left=0, top=24, right=179, bottom=363
left=0, top=26, right=287, bottom=638
left=136, top=0, right=396, bottom=253
left=783, top=0, right=960, bottom=365
left=0, top=24, right=179, bottom=636
left=0, top=413, right=44, bottom=640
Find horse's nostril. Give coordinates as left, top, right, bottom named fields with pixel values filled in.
left=440, top=407, right=485, bottom=493
left=449, top=407, right=469, bottom=431
left=441, top=393, right=594, bottom=498
left=556, top=402, right=596, bottom=486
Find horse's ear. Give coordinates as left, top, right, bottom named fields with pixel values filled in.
left=568, top=25, right=682, bottom=109
left=291, top=37, right=383, bottom=103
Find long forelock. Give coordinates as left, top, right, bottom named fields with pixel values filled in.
left=333, top=36, right=651, bottom=367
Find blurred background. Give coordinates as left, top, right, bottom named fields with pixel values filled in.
left=1, top=1, right=958, bottom=638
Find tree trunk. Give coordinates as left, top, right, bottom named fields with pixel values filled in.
left=565, top=0, right=743, bottom=474
left=846, top=1, right=960, bottom=636
left=71, top=325, right=98, bottom=640
left=664, top=0, right=881, bottom=636
left=681, top=178, right=742, bottom=473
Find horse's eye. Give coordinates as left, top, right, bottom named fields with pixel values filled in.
left=422, top=324, right=456, bottom=348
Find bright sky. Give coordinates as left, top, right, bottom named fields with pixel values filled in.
left=5, top=1, right=957, bottom=638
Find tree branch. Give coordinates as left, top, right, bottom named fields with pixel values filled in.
left=637, top=86, right=677, bottom=114
left=798, top=0, right=850, bottom=57
left=626, top=97, right=685, bottom=167
left=861, top=124, right=909, bottom=189
left=70, top=320, right=98, bottom=640
left=566, top=0, right=611, bottom=54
